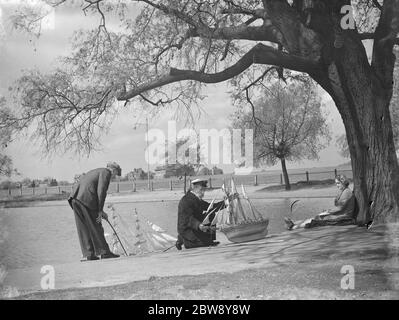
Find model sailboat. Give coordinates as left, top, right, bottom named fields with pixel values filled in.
left=218, top=178, right=269, bottom=243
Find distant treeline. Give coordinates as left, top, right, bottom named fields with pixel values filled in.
left=0, top=177, right=71, bottom=190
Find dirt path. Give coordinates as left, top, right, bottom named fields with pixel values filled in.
left=4, top=224, right=398, bottom=300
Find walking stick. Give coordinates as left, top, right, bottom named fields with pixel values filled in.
left=105, top=218, right=128, bottom=256
left=163, top=244, right=176, bottom=252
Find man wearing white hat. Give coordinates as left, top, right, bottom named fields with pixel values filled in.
left=68, top=162, right=122, bottom=261
left=176, top=178, right=225, bottom=250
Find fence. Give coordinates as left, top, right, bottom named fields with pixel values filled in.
left=0, top=168, right=353, bottom=198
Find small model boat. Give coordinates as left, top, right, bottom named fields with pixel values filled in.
left=221, top=219, right=269, bottom=243
left=218, top=179, right=269, bottom=243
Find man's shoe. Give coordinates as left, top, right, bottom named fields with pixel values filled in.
left=81, top=255, right=99, bottom=262
left=209, top=241, right=220, bottom=247
left=100, top=252, right=120, bottom=259
left=284, top=217, right=294, bottom=230
left=175, top=241, right=182, bottom=251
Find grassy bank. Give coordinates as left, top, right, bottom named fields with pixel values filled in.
left=0, top=193, right=70, bottom=208
left=258, top=179, right=337, bottom=192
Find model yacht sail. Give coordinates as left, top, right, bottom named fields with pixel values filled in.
left=217, top=178, right=269, bottom=243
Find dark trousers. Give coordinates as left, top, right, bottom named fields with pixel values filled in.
left=177, top=232, right=216, bottom=249
left=71, top=199, right=110, bottom=257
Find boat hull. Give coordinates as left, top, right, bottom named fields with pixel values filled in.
left=221, top=220, right=269, bottom=243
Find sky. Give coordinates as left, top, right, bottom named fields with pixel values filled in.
left=0, top=1, right=349, bottom=182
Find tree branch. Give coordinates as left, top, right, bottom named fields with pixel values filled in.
left=219, top=7, right=267, bottom=20
left=134, top=0, right=281, bottom=43
left=190, top=24, right=281, bottom=43
left=117, top=43, right=318, bottom=101
left=134, top=0, right=201, bottom=28
left=372, top=0, right=383, bottom=10
left=359, top=32, right=399, bottom=45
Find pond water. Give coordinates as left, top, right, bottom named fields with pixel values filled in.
left=0, top=198, right=332, bottom=270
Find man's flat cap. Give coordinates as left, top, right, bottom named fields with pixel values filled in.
left=107, top=162, right=121, bottom=170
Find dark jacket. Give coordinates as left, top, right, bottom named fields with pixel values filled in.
left=177, top=191, right=225, bottom=248
left=68, top=168, right=111, bottom=212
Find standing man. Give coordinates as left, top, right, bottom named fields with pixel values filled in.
left=68, top=162, right=122, bottom=261
left=176, top=178, right=226, bottom=250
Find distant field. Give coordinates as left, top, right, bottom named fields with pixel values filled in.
left=0, top=165, right=353, bottom=199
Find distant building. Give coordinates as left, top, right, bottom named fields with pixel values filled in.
left=154, top=164, right=195, bottom=178
left=212, top=166, right=223, bottom=175
left=154, top=165, right=177, bottom=179
left=196, top=165, right=211, bottom=176
left=154, top=166, right=166, bottom=179
left=128, top=168, right=146, bottom=180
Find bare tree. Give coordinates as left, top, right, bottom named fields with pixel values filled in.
left=232, top=80, right=330, bottom=190
left=0, top=97, right=15, bottom=177
left=2, top=0, right=399, bottom=224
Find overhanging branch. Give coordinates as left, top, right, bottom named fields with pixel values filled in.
left=117, top=43, right=318, bottom=101
left=360, top=32, right=399, bottom=45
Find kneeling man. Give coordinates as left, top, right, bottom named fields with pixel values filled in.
left=176, top=178, right=225, bottom=250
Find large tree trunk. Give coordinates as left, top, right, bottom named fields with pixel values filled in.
left=280, top=158, right=291, bottom=191
left=312, top=33, right=399, bottom=225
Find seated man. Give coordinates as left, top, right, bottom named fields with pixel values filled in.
left=284, top=175, right=357, bottom=230
left=176, top=178, right=226, bottom=250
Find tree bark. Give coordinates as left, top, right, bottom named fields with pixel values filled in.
left=312, top=33, right=399, bottom=226
left=280, top=158, right=291, bottom=191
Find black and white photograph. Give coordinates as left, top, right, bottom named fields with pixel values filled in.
left=0, top=0, right=398, bottom=305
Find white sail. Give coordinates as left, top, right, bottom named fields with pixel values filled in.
left=158, top=233, right=177, bottom=242
left=220, top=178, right=269, bottom=243
left=147, top=220, right=166, bottom=233
left=210, top=209, right=223, bottom=226
left=205, top=196, right=216, bottom=214
left=104, top=206, right=177, bottom=254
